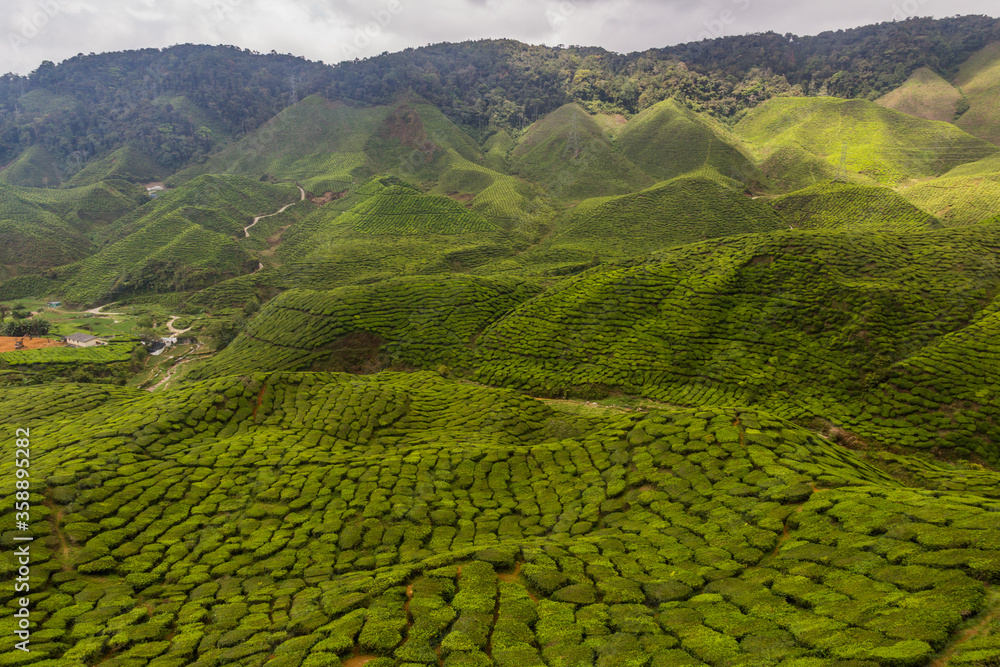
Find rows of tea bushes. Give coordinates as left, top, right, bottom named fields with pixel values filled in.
left=5, top=371, right=1000, bottom=664
left=899, top=154, right=1000, bottom=226
left=0, top=340, right=136, bottom=367
left=47, top=175, right=301, bottom=305
left=471, top=226, right=1000, bottom=437
left=437, top=151, right=555, bottom=234
left=193, top=275, right=541, bottom=378
left=549, top=169, right=783, bottom=258
left=0, top=179, right=148, bottom=278
left=338, top=182, right=497, bottom=236
left=771, top=182, right=941, bottom=231
left=271, top=178, right=520, bottom=290
left=844, top=302, right=1000, bottom=460
left=735, top=97, right=999, bottom=187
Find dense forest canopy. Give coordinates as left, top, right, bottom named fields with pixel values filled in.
left=1, top=15, right=997, bottom=177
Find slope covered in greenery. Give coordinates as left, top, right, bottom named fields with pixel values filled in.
left=953, top=42, right=1000, bottom=145
left=0, top=179, right=148, bottom=279
left=47, top=175, right=299, bottom=304
left=511, top=104, right=653, bottom=200
left=875, top=67, right=963, bottom=123
left=269, top=176, right=520, bottom=291
left=6, top=370, right=1000, bottom=665
left=211, top=223, right=1000, bottom=465
left=771, top=182, right=941, bottom=231
left=897, top=155, right=1000, bottom=225
left=735, top=97, right=998, bottom=188
left=614, top=100, right=763, bottom=187
left=546, top=170, right=783, bottom=258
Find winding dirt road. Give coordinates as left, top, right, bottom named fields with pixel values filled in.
left=243, top=186, right=306, bottom=237
left=147, top=343, right=203, bottom=392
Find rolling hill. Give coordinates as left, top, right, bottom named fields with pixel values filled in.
left=511, top=104, right=654, bottom=200
left=953, top=42, right=1000, bottom=145
left=614, top=99, right=764, bottom=187
left=44, top=175, right=299, bottom=304
left=8, top=29, right=1000, bottom=667
left=897, top=154, right=1000, bottom=225
left=771, top=182, right=941, bottom=231
left=544, top=169, right=783, bottom=259
left=0, top=179, right=149, bottom=280
left=875, top=67, right=964, bottom=123
left=735, top=96, right=999, bottom=188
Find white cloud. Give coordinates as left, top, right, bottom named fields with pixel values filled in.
left=0, top=0, right=996, bottom=74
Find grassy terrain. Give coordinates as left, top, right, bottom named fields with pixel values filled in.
left=511, top=103, right=654, bottom=200
left=771, top=181, right=941, bottom=231
left=544, top=169, right=783, bottom=259
left=191, top=275, right=541, bottom=379
left=953, top=42, right=1000, bottom=145
left=9, top=61, right=1000, bottom=667
left=875, top=67, right=963, bottom=123
left=270, top=176, right=522, bottom=291
left=66, top=145, right=168, bottom=188
left=897, top=155, right=1000, bottom=225
left=614, top=100, right=764, bottom=188
left=5, top=371, right=1000, bottom=665
left=46, top=175, right=299, bottom=305
left=736, top=96, right=998, bottom=188
left=211, top=223, right=1000, bottom=465
left=0, top=180, right=149, bottom=280
left=0, top=145, right=67, bottom=188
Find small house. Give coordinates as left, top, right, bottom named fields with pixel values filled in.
left=47, top=301, right=61, bottom=308
left=63, top=333, right=105, bottom=348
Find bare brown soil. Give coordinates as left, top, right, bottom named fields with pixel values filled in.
left=0, top=336, right=65, bottom=352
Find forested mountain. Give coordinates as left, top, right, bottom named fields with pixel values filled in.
left=2, top=15, right=998, bottom=181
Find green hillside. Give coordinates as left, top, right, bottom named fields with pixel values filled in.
left=0, top=180, right=148, bottom=279
left=0, top=145, right=67, bottom=188
left=772, top=182, right=941, bottom=231
left=875, top=67, right=963, bottom=123
left=511, top=104, right=654, bottom=200
left=66, top=144, right=168, bottom=187
left=172, top=95, right=486, bottom=195
left=10, top=32, right=1000, bottom=667
left=6, top=371, right=1000, bottom=665
left=897, top=154, right=1000, bottom=225
left=47, top=175, right=299, bottom=304
left=614, top=100, right=764, bottom=187
left=193, top=275, right=541, bottom=379
left=735, top=96, right=998, bottom=188
left=953, top=42, right=1000, bottom=145
left=547, top=170, right=783, bottom=258
left=170, top=96, right=388, bottom=192
left=271, top=176, right=518, bottom=290
left=218, top=223, right=1000, bottom=464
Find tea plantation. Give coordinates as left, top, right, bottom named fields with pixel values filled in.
left=9, top=37, right=1000, bottom=667
left=7, top=371, right=1000, bottom=666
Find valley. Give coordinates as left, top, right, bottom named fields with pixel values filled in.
left=3, top=18, right=1000, bottom=666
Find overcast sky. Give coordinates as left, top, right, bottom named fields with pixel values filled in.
left=1, top=0, right=997, bottom=75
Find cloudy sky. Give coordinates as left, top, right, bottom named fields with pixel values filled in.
left=1, top=0, right=997, bottom=75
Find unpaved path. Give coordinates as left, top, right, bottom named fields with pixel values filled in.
left=243, top=186, right=306, bottom=237
left=147, top=343, right=203, bottom=392
left=165, top=316, right=192, bottom=335
left=86, top=305, right=124, bottom=316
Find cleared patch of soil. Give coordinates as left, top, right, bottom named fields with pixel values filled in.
left=0, top=336, right=65, bottom=352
